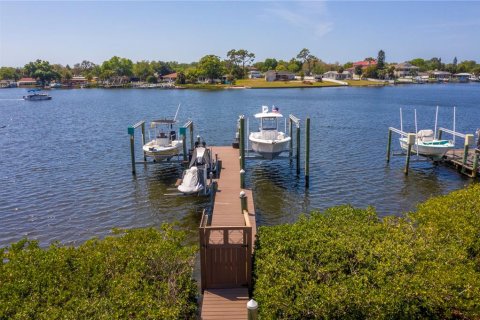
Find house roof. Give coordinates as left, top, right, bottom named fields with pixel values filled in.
left=395, top=62, right=419, bottom=69
left=431, top=71, right=451, bottom=75
left=455, top=73, right=471, bottom=76
left=353, top=60, right=377, bottom=67
left=18, top=77, right=36, bottom=82
left=162, top=73, right=177, bottom=78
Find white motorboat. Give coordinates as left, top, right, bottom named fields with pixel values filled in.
left=249, top=105, right=291, bottom=160
left=143, top=119, right=183, bottom=161
left=177, top=139, right=213, bottom=195
left=23, top=89, right=52, bottom=101
left=400, top=129, right=454, bottom=159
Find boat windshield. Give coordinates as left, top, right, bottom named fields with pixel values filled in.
left=261, top=117, right=277, bottom=130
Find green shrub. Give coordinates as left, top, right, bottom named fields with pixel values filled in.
left=0, top=226, right=197, bottom=319
left=253, top=185, right=480, bottom=319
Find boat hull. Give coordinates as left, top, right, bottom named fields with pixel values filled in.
left=23, top=95, right=52, bottom=101
left=249, top=136, right=291, bottom=160
left=399, top=138, right=453, bottom=159
left=143, top=140, right=183, bottom=161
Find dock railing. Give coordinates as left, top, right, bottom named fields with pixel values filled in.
left=199, top=210, right=253, bottom=291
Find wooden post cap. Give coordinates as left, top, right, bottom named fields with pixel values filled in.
left=239, top=191, right=246, bottom=198
left=465, top=134, right=474, bottom=146
left=407, top=133, right=416, bottom=145
left=247, top=299, right=258, bottom=310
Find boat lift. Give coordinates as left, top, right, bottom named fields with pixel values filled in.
left=387, top=107, right=478, bottom=177
left=128, top=120, right=194, bottom=175
left=237, top=113, right=311, bottom=188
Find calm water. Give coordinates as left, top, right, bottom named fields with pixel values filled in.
left=1, top=84, right=479, bottom=246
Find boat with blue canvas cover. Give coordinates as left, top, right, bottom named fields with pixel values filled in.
left=23, top=89, right=52, bottom=101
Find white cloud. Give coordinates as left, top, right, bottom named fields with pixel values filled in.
left=264, top=1, right=333, bottom=38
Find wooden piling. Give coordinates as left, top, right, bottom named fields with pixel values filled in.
left=305, top=117, right=310, bottom=188
left=462, top=134, right=474, bottom=174
left=289, top=119, right=293, bottom=161
left=239, top=116, right=245, bottom=171
left=472, top=150, right=479, bottom=178
left=296, top=125, right=301, bottom=175
left=129, top=129, right=136, bottom=175
left=190, top=123, right=194, bottom=151
left=141, top=122, right=146, bottom=161
left=240, top=191, right=247, bottom=213
left=404, top=133, right=415, bottom=175
left=182, top=133, right=187, bottom=162
left=386, top=129, right=392, bottom=162
left=240, top=169, right=245, bottom=189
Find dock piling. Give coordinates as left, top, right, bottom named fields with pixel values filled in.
left=305, top=117, right=310, bottom=188
left=386, top=129, right=392, bottom=162
left=239, top=116, right=246, bottom=171
left=247, top=299, right=258, bottom=320
left=240, top=191, right=247, bottom=213
left=129, top=128, right=136, bottom=175
left=404, top=133, right=416, bottom=175
left=472, top=150, right=479, bottom=178
left=141, top=122, right=146, bottom=161
left=296, top=124, right=301, bottom=175
left=462, top=134, right=474, bottom=174
left=240, top=169, right=245, bottom=189
left=289, top=118, right=293, bottom=162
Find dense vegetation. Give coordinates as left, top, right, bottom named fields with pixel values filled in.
left=253, top=184, right=480, bottom=319
left=0, top=226, right=197, bottom=320
left=1, top=48, right=479, bottom=85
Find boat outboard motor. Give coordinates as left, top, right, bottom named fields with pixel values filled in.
left=170, top=130, right=176, bottom=140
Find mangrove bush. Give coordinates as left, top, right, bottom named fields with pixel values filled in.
left=253, top=185, right=480, bottom=319
left=0, top=226, right=197, bottom=319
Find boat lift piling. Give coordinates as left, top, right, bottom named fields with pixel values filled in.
left=128, top=121, right=146, bottom=175
left=386, top=127, right=416, bottom=175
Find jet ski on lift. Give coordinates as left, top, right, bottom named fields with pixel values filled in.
left=176, top=137, right=216, bottom=196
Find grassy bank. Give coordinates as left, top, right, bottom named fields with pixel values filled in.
left=345, top=79, right=388, bottom=86
left=0, top=226, right=197, bottom=319
left=253, top=185, right=480, bottom=319
left=235, top=78, right=340, bottom=88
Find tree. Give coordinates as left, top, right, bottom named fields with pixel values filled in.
left=176, top=71, right=186, bottom=85
left=354, top=65, right=363, bottom=77
left=410, top=58, right=427, bottom=72
left=185, top=68, right=200, bottom=83
left=133, top=60, right=153, bottom=81
left=146, top=75, right=157, bottom=84
left=0, top=67, right=22, bottom=80
left=226, top=49, right=255, bottom=78
left=363, top=65, right=377, bottom=79
left=275, top=64, right=287, bottom=71
left=263, top=58, right=278, bottom=72
left=100, top=56, right=133, bottom=80
left=296, top=48, right=310, bottom=65
left=296, top=49, right=317, bottom=75
left=343, top=62, right=353, bottom=69
left=24, top=59, right=60, bottom=85
left=198, top=55, right=224, bottom=83
left=377, top=50, right=385, bottom=70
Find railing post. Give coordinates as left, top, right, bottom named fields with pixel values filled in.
left=305, top=117, right=310, bottom=188
left=386, top=129, right=392, bottom=162
left=247, top=299, right=258, bottom=320
left=128, top=126, right=136, bottom=175
left=240, top=191, right=247, bottom=213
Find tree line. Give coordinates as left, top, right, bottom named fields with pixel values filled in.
left=1, top=48, right=479, bottom=85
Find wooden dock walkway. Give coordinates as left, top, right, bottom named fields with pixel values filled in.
left=444, top=148, right=479, bottom=178
left=200, top=146, right=256, bottom=320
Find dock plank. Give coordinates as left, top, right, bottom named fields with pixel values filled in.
left=201, top=288, right=249, bottom=320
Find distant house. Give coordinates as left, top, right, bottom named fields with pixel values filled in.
left=0, top=80, right=17, bottom=88
left=161, top=73, right=177, bottom=82
left=17, top=77, right=37, bottom=87
left=70, top=76, right=88, bottom=85
left=248, top=70, right=262, bottom=79
left=454, top=73, right=471, bottom=83
left=323, top=71, right=352, bottom=80
left=353, top=59, right=377, bottom=70
left=430, top=71, right=451, bottom=81
left=394, top=62, right=420, bottom=78
left=265, top=70, right=295, bottom=82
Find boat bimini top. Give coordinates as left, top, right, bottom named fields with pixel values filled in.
left=254, top=105, right=284, bottom=118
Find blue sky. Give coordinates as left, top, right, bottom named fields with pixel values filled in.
left=1, top=1, right=479, bottom=67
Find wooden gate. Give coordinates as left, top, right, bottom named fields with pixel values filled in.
left=199, top=213, right=252, bottom=291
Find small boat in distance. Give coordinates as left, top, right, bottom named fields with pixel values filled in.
left=142, top=104, right=183, bottom=161
left=249, top=105, right=291, bottom=160
left=23, top=89, right=52, bottom=101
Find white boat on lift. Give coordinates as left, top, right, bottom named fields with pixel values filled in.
left=399, top=107, right=454, bottom=159
left=249, top=105, right=291, bottom=160
left=142, top=105, right=183, bottom=161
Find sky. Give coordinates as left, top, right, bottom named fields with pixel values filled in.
left=0, top=1, right=479, bottom=67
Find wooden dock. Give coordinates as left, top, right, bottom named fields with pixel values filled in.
left=444, top=148, right=479, bottom=178
left=199, top=146, right=256, bottom=320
